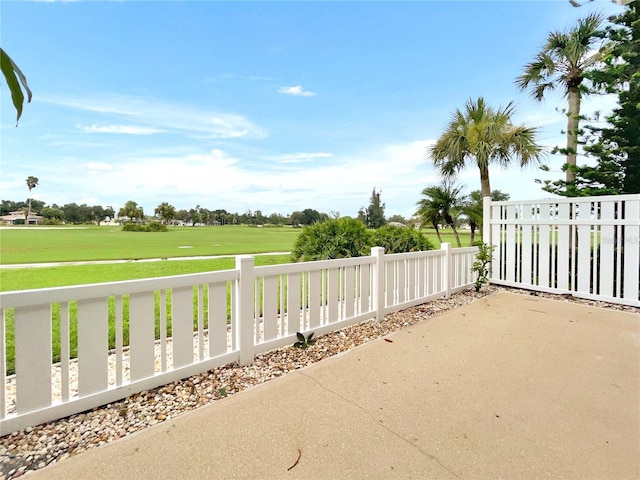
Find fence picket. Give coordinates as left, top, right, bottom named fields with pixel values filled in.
left=309, top=270, right=322, bottom=328
left=128, top=292, right=155, bottom=381
left=623, top=199, right=640, bottom=301
left=172, top=286, right=194, bottom=369
left=262, top=275, right=278, bottom=341
left=208, top=283, right=228, bottom=357
left=77, top=298, right=108, bottom=397
left=15, top=305, right=51, bottom=414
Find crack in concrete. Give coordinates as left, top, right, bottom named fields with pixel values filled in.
left=296, top=371, right=461, bottom=479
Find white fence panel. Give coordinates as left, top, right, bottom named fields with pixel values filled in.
left=1, top=244, right=479, bottom=435
left=485, top=194, right=640, bottom=307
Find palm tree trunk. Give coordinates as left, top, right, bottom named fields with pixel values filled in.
left=445, top=215, right=462, bottom=247
left=432, top=222, right=443, bottom=244
left=479, top=167, right=491, bottom=198
left=566, top=87, right=581, bottom=183
left=26, top=197, right=32, bottom=225
left=450, top=225, right=462, bottom=247
left=469, top=221, right=476, bottom=246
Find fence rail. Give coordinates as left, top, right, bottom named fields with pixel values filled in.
left=483, top=194, right=640, bottom=307
left=0, top=244, right=477, bottom=435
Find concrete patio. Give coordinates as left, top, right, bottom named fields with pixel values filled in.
left=28, top=291, right=639, bottom=479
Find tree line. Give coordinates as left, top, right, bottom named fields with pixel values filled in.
left=0, top=197, right=362, bottom=227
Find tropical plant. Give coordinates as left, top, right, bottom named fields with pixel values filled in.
left=1, top=48, right=31, bottom=125
left=25, top=176, right=39, bottom=223
left=416, top=181, right=464, bottom=247
left=516, top=13, right=605, bottom=183
left=291, top=217, right=372, bottom=262
left=431, top=97, right=544, bottom=197
left=372, top=225, right=434, bottom=253
left=461, top=190, right=510, bottom=245
left=472, top=243, right=495, bottom=292
left=415, top=195, right=443, bottom=243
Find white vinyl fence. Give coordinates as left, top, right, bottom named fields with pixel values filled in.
left=483, top=194, right=640, bottom=307
left=0, top=244, right=477, bottom=435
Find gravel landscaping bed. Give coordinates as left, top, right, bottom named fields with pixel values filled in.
left=1, top=286, right=637, bottom=479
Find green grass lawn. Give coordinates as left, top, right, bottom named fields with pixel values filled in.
left=0, top=224, right=474, bottom=292
left=1, top=254, right=291, bottom=292
left=0, top=224, right=476, bottom=375
left=0, top=225, right=299, bottom=264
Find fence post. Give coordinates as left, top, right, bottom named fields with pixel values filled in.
left=235, top=255, right=255, bottom=366
left=482, top=196, right=492, bottom=246
left=441, top=243, right=451, bottom=299
left=371, top=247, right=385, bottom=322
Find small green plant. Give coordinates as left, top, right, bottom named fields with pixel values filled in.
left=472, top=242, right=495, bottom=292
left=293, top=331, right=317, bottom=349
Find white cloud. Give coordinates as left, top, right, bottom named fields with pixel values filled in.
left=278, top=85, right=316, bottom=97
left=30, top=140, right=435, bottom=217
left=79, top=124, right=165, bottom=135
left=83, top=162, right=116, bottom=173
left=265, top=152, right=333, bottom=164
left=42, top=94, right=267, bottom=140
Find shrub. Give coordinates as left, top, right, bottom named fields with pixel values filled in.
left=122, top=223, right=146, bottom=232
left=372, top=225, right=434, bottom=253
left=291, top=217, right=372, bottom=261
left=145, top=222, right=168, bottom=232
left=122, top=222, right=168, bottom=232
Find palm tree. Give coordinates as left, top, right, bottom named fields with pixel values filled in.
left=154, top=202, right=176, bottom=225
left=431, top=97, right=544, bottom=198
left=25, top=176, right=39, bottom=224
left=515, top=13, right=605, bottom=182
left=416, top=181, right=463, bottom=247
left=461, top=190, right=511, bottom=245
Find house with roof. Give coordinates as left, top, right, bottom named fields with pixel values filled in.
left=0, top=210, right=43, bottom=225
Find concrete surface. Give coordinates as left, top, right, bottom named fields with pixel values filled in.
left=28, top=291, right=640, bottom=479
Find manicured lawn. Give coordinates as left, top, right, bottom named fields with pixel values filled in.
left=0, top=225, right=299, bottom=264
left=421, top=228, right=475, bottom=247
left=2, top=255, right=293, bottom=375
left=1, top=254, right=291, bottom=292
left=0, top=224, right=476, bottom=375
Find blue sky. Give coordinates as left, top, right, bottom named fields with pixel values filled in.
left=1, top=0, right=624, bottom=218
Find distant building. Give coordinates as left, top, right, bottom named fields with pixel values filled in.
left=0, top=210, right=43, bottom=225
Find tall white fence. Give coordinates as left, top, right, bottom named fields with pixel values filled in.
left=0, top=244, right=477, bottom=435
left=483, top=194, right=640, bottom=307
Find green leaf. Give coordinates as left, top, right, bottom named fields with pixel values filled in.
left=0, top=48, right=32, bottom=125
left=296, top=332, right=305, bottom=342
